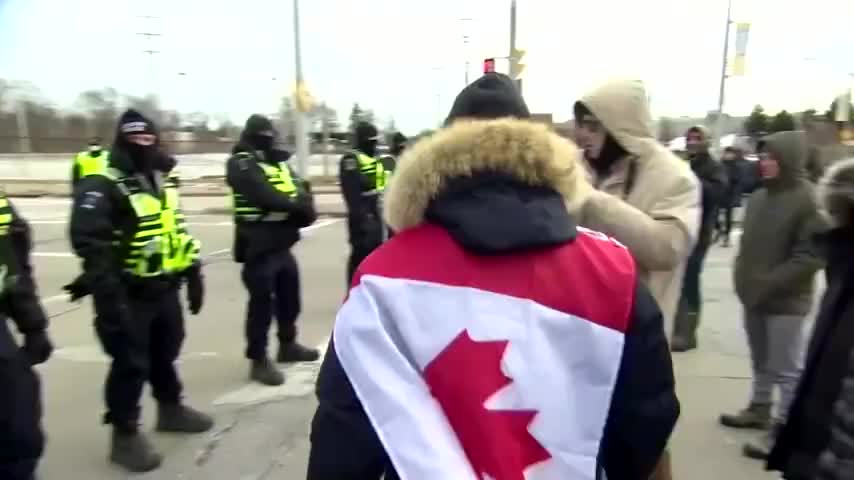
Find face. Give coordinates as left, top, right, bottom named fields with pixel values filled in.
left=126, top=133, right=156, bottom=146
left=686, top=131, right=705, bottom=154
left=758, top=152, right=780, bottom=179
left=576, top=114, right=606, bottom=160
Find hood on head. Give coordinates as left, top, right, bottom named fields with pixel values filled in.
left=757, top=131, right=808, bottom=183
left=384, top=118, right=585, bottom=253
left=818, top=157, right=854, bottom=228
left=575, top=79, right=656, bottom=159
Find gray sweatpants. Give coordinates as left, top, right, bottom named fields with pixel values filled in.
left=744, top=309, right=807, bottom=422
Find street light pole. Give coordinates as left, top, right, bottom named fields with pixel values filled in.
left=292, top=0, right=310, bottom=178
left=714, top=0, right=732, bottom=148
left=509, top=0, right=517, bottom=75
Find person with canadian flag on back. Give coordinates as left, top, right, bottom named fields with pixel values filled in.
left=306, top=73, right=680, bottom=480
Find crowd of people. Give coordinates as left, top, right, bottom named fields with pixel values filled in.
left=1, top=70, right=853, bottom=480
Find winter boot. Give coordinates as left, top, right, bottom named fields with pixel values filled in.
left=109, top=429, right=162, bottom=473
left=743, top=422, right=782, bottom=460
left=277, top=342, right=320, bottom=363
left=250, top=358, right=285, bottom=386
left=156, top=403, right=214, bottom=433
left=719, top=403, right=772, bottom=430
left=672, top=311, right=699, bottom=352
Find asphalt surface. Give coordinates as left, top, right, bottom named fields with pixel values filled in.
left=14, top=196, right=796, bottom=480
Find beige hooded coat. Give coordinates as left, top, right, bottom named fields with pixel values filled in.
left=577, top=80, right=701, bottom=339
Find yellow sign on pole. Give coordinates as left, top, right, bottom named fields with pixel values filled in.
left=732, top=23, right=750, bottom=76
left=293, top=82, right=314, bottom=113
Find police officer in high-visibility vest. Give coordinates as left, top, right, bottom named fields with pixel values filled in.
left=68, top=110, right=212, bottom=473
left=340, top=121, right=390, bottom=284
left=226, top=114, right=319, bottom=387
left=0, top=194, right=54, bottom=480
left=72, top=137, right=109, bottom=186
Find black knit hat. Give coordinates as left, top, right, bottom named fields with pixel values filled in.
left=118, top=109, right=156, bottom=136
left=445, top=73, right=530, bottom=125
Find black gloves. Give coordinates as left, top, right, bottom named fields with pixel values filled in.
left=185, top=263, right=204, bottom=315
left=63, top=274, right=91, bottom=301
left=22, top=330, right=53, bottom=365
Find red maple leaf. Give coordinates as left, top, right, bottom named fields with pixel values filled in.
left=424, top=330, right=551, bottom=480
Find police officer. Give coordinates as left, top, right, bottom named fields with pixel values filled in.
left=340, top=121, right=389, bottom=284
left=72, top=137, right=109, bottom=186
left=68, top=109, right=212, bottom=473
left=226, top=114, right=319, bottom=387
left=0, top=195, right=53, bottom=480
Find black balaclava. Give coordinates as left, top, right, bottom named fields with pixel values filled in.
left=88, top=137, right=104, bottom=157
left=391, top=132, right=407, bottom=156
left=354, top=122, right=379, bottom=157
left=573, top=101, right=628, bottom=177
left=241, top=114, right=276, bottom=155
left=115, top=109, right=167, bottom=173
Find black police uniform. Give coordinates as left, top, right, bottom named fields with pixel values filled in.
left=340, top=122, right=387, bottom=285
left=226, top=114, right=319, bottom=386
left=0, top=196, right=53, bottom=480
left=68, top=110, right=211, bottom=473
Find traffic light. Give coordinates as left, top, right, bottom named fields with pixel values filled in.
left=294, top=81, right=314, bottom=113
left=483, top=58, right=496, bottom=74
left=509, top=48, right=526, bottom=78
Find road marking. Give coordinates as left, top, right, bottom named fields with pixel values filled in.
left=212, top=337, right=329, bottom=406
left=205, top=218, right=341, bottom=257
left=32, top=219, right=341, bottom=260
left=51, top=344, right=221, bottom=364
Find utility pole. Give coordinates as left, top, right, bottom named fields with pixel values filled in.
left=137, top=15, right=162, bottom=98
left=460, top=17, right=472, bottom=86
left=292, top=0, right=310, bottom=178
left=714, top=0, right=732, bottom=149
left=509, top=0, right=517, bottom=70
left=508, top=0, right=525, bottom=94
left=15, top=97, right=31, bottom=154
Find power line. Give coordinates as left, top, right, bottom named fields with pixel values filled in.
left=137, top=15, right=163, bottom=97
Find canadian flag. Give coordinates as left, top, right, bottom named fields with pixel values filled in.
left=334, top=224, right=635, bottom=480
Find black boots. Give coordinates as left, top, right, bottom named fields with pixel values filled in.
left=110, top=404, right=213, bottom=473
left=250, top=343, right=319, bottom=386
left=156, top=403, right=214, bottom=433
left=251, top=358, right=285, bottom=386
left=277, top=342, right=320, bottom=363
left=110, top=429, right=162, bottom=473
left=671, top=310, right=700, bottom=352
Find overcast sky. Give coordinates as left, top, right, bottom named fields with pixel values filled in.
left=1, top=0, right=852, bottom=134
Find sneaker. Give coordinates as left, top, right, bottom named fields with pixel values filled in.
left=719, top=403, right=772, bottom=430
left=156, top=403, right=214, bottom=433
left=277, top=342, right=320, bottom=363
left=743, top=423, right=781, bottom=460
left=250, top=358, right=285, bottom=386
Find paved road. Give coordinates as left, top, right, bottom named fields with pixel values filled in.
left=13, top=197, right=790, bottom=479
left=0, top=153, right=340, bottom=181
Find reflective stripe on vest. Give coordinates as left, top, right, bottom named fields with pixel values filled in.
left=354, top=151, right=387, bottom=193
left=102, top=168, right=200, bottom=277
left=232, top=154, right=299, bottom=222
left=76, top=151, right=110, bottom=178
left=0, top=196, right=18, bottom=296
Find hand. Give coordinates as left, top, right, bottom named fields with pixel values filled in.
left=63, top=276, right=91, bottom=301
left=186, top=264, right=204, bottom=315
left=22, top=331, right=53, bottom=365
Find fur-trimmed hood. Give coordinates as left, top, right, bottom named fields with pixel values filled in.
left=819, top=157, right=854, bottom=228
left=383, top=118, right=589, bottom=253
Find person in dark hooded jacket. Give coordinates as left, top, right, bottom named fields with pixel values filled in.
left=0, top=196, right=54, bottom=480
left=340, top=121, right=390, bottom=284
left=720, top=130, right=827, bottom=461
left=226, top=114, right=319, bottom=387
left=766, top=157, right=854, bottom=480
left=671, top=126, right=727, bottom=352
left=306, top=73, right=678, bottom=480
left=68, top=109, right=213, bottom=473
